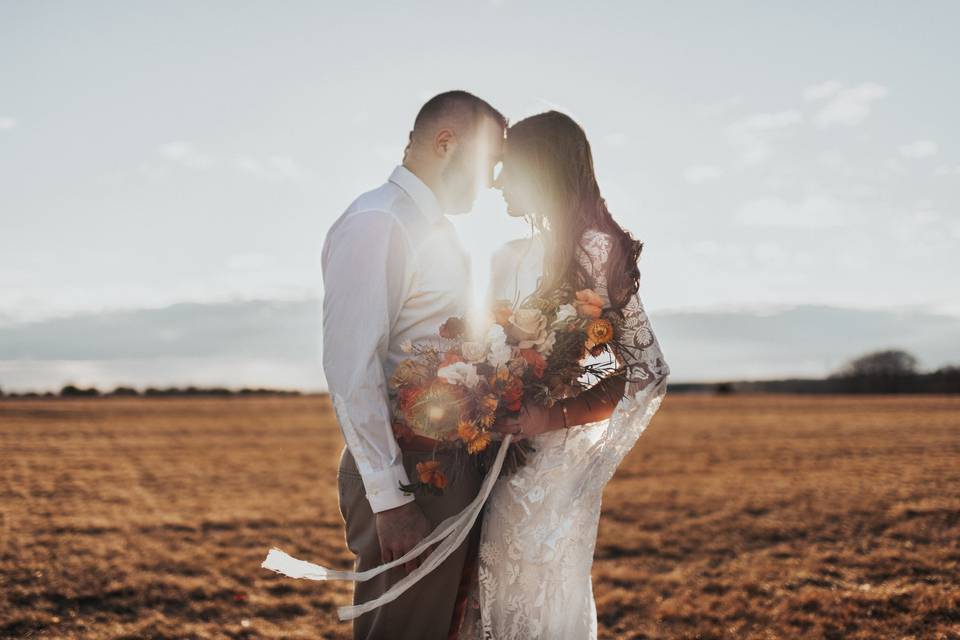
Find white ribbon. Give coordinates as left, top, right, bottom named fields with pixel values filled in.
left=261, top=434, right=512, bottom=621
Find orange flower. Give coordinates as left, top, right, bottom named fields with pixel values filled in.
left=390, top=359, right=427, bottom=390
left=519, top=348, right=547, bottom=378
left=502, top=374, right=524, bottom=412
left=397, top=386, right=423, bottom=412
left=492, top=302, right=513, bottom=327
left=440, top=351, right=464, bottom=367
left=586, top=318, right=614, bottom=347
left=479, top=393, right=499, bottom=415
left=439, top=317, right=466, bottom=339
left=457, top=420, right=493, bottom=454
left=574, top=289, right=604, bottom=319
left=416, top=460, right=447, bottom=489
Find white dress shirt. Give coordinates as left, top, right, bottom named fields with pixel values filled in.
left=321, top=165, right=472, bottom=513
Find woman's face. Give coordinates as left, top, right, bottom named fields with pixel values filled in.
left=494, top=142, right=539, bottom=219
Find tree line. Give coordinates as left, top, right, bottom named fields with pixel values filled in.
left=669, top=349, right=960, bottom=394
left=0, top=385, right=304, bottom=399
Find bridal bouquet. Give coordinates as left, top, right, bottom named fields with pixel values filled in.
left=389, top=286, right=623, bottom=495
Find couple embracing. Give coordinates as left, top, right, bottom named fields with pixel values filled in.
left=263, top=90, right=670, bottom=640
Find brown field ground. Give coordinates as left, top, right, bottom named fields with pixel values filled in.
left=1, top=394, right=958, bottom=639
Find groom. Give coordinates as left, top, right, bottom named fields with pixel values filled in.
left=321, top=91, right=506, bottom=639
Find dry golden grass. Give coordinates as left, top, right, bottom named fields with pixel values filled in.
left=1, top=394, right=958, bottom=639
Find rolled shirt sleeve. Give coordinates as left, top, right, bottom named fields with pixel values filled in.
left=321, top=209, right=416, bottom=513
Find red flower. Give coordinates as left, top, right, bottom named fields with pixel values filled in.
left=392, top=421, right=415, bottom=443
left=519, top=348, right=547, bottom=378
left=439, top=317, right=466, bottom=339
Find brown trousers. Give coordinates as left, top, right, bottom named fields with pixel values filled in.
left=338, top=447, right=482, bottom=640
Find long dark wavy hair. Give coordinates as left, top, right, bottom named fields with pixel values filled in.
left=506, top=111, right=643, bottom=312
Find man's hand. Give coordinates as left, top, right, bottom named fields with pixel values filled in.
left=374, top=501, right=432, bottom=575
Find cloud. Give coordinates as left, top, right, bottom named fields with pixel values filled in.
left=0, top=116, right=17, bottom=130
left=726, top=110, right=803, bottom=165
left=803, top=80, right=843, bottom=102
left=813, top=83, right=888, bottom=127
left=736, top=194, right=853, bottom=228
left=934, top=165, right=960, bottom=177
left=159, top=141, right=216, bottom=170
left=899, top=140, right=939, bottom=158
left=683, top=165, right=723, bottom=184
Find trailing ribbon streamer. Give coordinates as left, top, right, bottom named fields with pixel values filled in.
left=261, top=433, right=513, bottom=620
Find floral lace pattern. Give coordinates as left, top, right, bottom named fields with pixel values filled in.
left=464, top=229, right=669, bottom=639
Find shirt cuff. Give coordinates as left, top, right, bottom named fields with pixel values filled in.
left=363, top=463, right=416, bottom=513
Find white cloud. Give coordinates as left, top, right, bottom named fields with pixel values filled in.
left=683, top=165, right=723, bottom=184
left=736, top=194, right=853, bottom=228
left=159, top=141, right=216, bottom=170
left=0, top=116, right=17, bottom=130
left=934, top=165, right=960, bottom=177
left=813, top=83, right=888, bottom=127
left=899, top=140, right=939, bottom=158
left=803, top=81, right=843, bottom=102
left=726, top=110, right=803, bottom=165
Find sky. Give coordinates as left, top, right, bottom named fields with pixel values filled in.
left=1, top=2, right=959, bottom=388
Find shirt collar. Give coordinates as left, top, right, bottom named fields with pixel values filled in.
left=389, top=165, right=444, bottom=224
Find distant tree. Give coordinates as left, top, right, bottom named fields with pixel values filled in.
left=60, top=384, right=101, bottom=397
left=109, top=386, right=140, bottom=397
left=714, top=382, right=735, bottom=395
left=833, top=349, right=919, bottom=378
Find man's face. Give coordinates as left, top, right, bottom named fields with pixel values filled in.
left=441, top=117, right=504, bottom=214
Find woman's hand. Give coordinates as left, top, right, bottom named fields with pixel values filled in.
left=491, top=402, right=560, bottom=439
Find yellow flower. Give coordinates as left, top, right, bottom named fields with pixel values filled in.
left=480, top=393, right=499, bottom=415
left=458, top=420, right=493, bottom=454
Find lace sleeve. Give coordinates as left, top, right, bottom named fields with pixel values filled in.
left=576, top=230, right=670, bottom=397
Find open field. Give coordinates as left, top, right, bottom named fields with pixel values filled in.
left=1, top=394, right=958, bottom=639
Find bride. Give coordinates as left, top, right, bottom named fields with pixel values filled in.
left=464, top=111, right=671, bottom=639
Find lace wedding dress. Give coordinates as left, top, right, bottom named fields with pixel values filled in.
left=464, top=228, right=671, bottom=639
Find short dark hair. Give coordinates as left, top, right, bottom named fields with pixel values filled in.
left=412, top=90, right=507, bottom=139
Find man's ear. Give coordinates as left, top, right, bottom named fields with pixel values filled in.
left=434, top=128, right=456, bottom=157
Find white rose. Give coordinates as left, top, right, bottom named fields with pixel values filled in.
left=554, top=304, right=577, bottom=326
left=437, top=362, right=480, bottom=389
left=537, top=329, right=556, bottom=356
left=461, top=341, right=487, bottom=363
left=486, top=324, right=507, bottom=346
left=488, top=342, right=514, bottom=369
left=507, top=308, right=549, bottom=350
